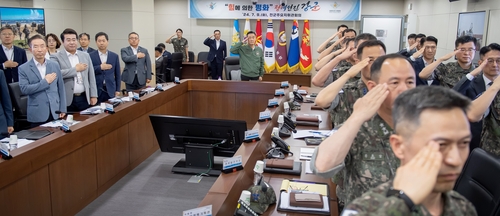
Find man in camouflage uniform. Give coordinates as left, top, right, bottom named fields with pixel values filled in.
left=313, top=33, right=376, bottom=87
left=311, top=54, right=416, bottom=208
left=343, top=86, right=477, bottom=216
left=165, top=28, right=189, bottom=62
left=419, top=36, right=479, bottom=88
left=468, top=70, right=500, bottom=157
left=316, top=24, right=348, bottom=54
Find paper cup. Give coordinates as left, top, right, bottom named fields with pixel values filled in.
left=239, top=190, right=251, bottom=205
left=128, top=91, right=134, bottom=98
left=289, top=92, right=294, bottom=99
left=284, top=102, right=290, bottom=110
left=253, top=160, right=264, bottom=174
left=272, top=127, right=280, bottom=137
left=100, top=103, right=106, bottom=110
left=66, top=114, right=74, bottom=123
left=9, top=135, right=17, bottom=144
left=278, top=115, right=284, bottom=123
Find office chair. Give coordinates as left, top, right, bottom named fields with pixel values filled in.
left=188, top=51, right=195, bottom=62
left=161, top=55, right=171, bottom=83
left=170, top=52, right=184, bottom=81
left=454, top=148, right=500, bottom=216
left=197, top=51, right=211, bottom=76
left=224, top=56, right=240, bottom=80
left=7, top=82, right=29, bottom=130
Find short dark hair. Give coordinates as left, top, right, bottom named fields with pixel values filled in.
left=337, top=24, right=348, bottom=31
left=357, top=40, right=386, bottom=61
left=479, top=43, right=500, bottom=59
left=214, top=29, right=220, bottom=34
left=370, top=53, right=408, bottom=82
left=95, top=32, right=108, bottom=41
left=343, top=38, right=355, bottom=46
left=354, top=33, right=377, bottom=47
left=416, top=33, right=426, bottom=40
left=421, top=36, right=438, bottom=47
left=28, top=34, right=46, bottom=48
left=176, top=28, right=183, bottom=33
left=247, top=31, right=256, bottom=36
left=392, top=86, right=470, bottom=138
left=60, top=28, right=78, bottom=42
left=342, top=29, right=357, bottom=37
left=154, top=46, right=163, bottom=53
left=157, top=43, right=166, bottom=49
left=45, top=33, right=61, bottom=49
left=407, top=34, right=417, bottom=40
left=455, top=35, right=477, bottom=48
left=0, top=25, right=14, bottom=34
left=79, top=32, right=90, bottom=40
left=128, top=32, right=139, bottom=38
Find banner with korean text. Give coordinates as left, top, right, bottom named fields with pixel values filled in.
left=188, top=0, right=361, bottom=21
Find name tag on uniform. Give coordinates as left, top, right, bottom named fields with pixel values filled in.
left=362, top=152, right=384, bottom=161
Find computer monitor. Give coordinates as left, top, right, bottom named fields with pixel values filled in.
left=149, top=115, right=247, bottom=176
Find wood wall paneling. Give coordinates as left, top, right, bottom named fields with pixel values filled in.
left=49, top=142, right=97, bottom=216
left=235, top=93, right=273, bottom=128
left=96, top=125, right=130, bottom=188
left=0, top=166, right=52, bottom=216
left=128, top=114, right=159, bottom=165
left=190, top=91, right=236, bottom=120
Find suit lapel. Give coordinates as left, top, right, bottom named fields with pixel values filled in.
left=60, top=51, right=72, bottom=69
left=0, top=46, right=7, bottom=62
left=474, top=74, right=486, bottom=94
left=29, top=60, right=43, bottom=81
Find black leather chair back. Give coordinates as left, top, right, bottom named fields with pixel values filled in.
left=224, top=56, right=240, bottom=80
left=188, top=51, right=195, bottom=62
left=454, top=148, right=500, bottom=216
left=170, top=52, right=184, bottom=81
left=197, top=51, right=211, bottom=75
left=7, top=82, right=28, bottom=118
left=160, top=56, right=171, bottom=83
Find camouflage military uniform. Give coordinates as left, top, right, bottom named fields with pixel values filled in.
left=338, top=60, right=353, bottom=68
left=324, top=64, right=356, bottom=87
left=435, top=62, right=478, bottom=88
left=342, top=180, right=478, bottom=216
left=326, top=41, right=343, bottom=53
left=330, top=79, right=367, bottom=127
left=480, top=91, right=500, bottom=157
left=170, top=37, right=189, bottom=61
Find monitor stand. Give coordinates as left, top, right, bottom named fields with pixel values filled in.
left=171, top=144, right=223, bottom=176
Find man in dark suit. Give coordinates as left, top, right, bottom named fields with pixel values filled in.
left=398, top=33, right=425, bottom=58
left=0, top=69, right=14, bottom=138
left=121, top=32, right=152, bottom=91
left=77, top=32, right=96, bottom=53
left=453, top=43, right=500, bottom=151
left=19, top=35, right=66, bottom=127
left=409, top=36, right=441, bottom=86
left=204, top=30, right=227, bottom=80
left=89, top=32, right=121, bottom=103
left=157, top=43, right=172, bottom=81
left=0, top=26, right=28, bottom=83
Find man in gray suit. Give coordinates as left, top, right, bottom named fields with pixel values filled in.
left=19, top=35, right=66, bottom=127
left=51, top=28, right=97, bottom=112
left=121, top=32, right=152, bottom=91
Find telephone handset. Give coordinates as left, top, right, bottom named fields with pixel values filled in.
left=267, top=135, right=293, bottom=159
left=293, top=91, right=304, bottom=102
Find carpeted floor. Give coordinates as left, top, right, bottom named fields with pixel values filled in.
left=77, top=150, right=217, bottom=216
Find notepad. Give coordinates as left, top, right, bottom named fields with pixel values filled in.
left=280, top=179, right=328, bottom=196
left=278, top=179, right=330, bottom=215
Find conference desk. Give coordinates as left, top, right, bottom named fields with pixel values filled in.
left=0, top=80, right=283, bottom=216
left=182, top=62, right=209, bottom=79
left=199, top=89, right=338, bottom=216
left=262, top=72, right=312, bottom=87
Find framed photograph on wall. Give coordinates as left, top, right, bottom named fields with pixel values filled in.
left=0, top=7, right=45, bottom=49
left=457, top=11, right=486, bottom=49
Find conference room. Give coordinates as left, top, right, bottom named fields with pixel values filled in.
left=1, top=0, right=500, bottom=215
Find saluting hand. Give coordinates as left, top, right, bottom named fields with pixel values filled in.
left=351, top=83, right=389, bottom=122
left=338, top=46, right=357, bottom=61
left=345, top=58, right=370, bottom=78
left=439, top=50, right=460, bottom=62
left=412, top=46, right=426, bottom=59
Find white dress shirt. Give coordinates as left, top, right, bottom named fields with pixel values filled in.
left=65, top=50, right=85, bottom=94
left=34, top=58, right=47, bottom=78
left=130, top=46, right=138, bottom=55
left=2, top=44, right=14, bottom=69
left=99, top=50, right=108, bottom=64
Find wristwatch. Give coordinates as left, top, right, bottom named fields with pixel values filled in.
left=386, top=188, right=416, bottom=212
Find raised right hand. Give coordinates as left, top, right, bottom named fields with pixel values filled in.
left=392, top=141, right=442, bottom=205
left=351, top=83, right=389, bottom=122
left=412, top=46, right=426, bottom=59
left=45, top=73, right=57, bottom=84
left=337, top=46, right=357, bottom=61
left=439, top=50, right=460, bottom=62
left=242, top=37, right=248, bottom=44
left=75, top=63, right=87, bottom=72
left=345, top=58, right=370, bottom=78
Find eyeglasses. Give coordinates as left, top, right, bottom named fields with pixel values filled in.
left=1, top=33, right=13, bottom=36
left=487, top=58, right=500, bottom=64
left=457, top=48, right=476, bottom=52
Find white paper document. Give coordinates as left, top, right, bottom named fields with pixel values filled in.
left=292, top=130, right=332, bottom=139
left=40, top=120, right=80, bottom=128
left=80, top=106, right=103, bottom=115
left=305, top=161, right=313, bottom=174
left=0, top=138, right=34, bottom=149
left=300, top=148, right=315, bottom=160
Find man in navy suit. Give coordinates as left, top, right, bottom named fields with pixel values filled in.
left=0, top=69, right=14, bottom=138
left=453, top=43, right=500, bottom=151
left=0, top=26, right=28, bottom=83
left=409, top=36, right=441, bottom=86
left=77, top=32, right=96, bottom=53
left=18, top=35, right=66, bottom=127
left=204, top=30, right=227, bottom=80
left=89, top=32, right=121, bottom=103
